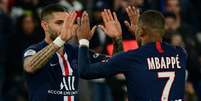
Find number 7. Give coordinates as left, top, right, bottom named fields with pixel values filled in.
left=158, top=72, right=175, bottom=101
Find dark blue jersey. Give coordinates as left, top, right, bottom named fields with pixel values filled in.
left=23, top=41, right=109, bottom=101
left=79, top=42, right=187, bottom=101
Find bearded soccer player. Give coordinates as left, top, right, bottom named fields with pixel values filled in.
left=23, top=4, right=122, bottom=101
left=78, top=6, right=187, bottom=101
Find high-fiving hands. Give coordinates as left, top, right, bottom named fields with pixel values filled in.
left=60, top=11, right=77, bottom=42
left=124, top=6, right=140, bottom=37
left=77, top=7, right=139, bottom=41
left=77, top=11, right=97, bottom=40
left=99, top=9, right=122, bottom=39
left=77, top=9, right=123, bottom=41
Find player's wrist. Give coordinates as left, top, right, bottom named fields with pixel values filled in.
left=112, top=36, right=122, bottom=41
left=79, top=39, right=89, bottom=48
left=53, top=36, right=65, bottom=47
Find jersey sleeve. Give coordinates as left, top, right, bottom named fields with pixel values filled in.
left=23, top=45, right=38, bottom=59
left=79, top=46, right=131, bottom=79
left=23, top=44, right=42, bottom=75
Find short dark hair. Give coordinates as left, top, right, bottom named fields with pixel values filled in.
left=139, top=10, right=165, bottom=36
left=40, top=4, right=67, bottom=20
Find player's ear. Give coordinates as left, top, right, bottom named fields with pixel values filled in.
left=141, top=26, right=148, bottom=37
left=41, top=20, right=48, bottom=31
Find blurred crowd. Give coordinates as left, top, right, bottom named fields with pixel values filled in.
left=0, top=0, right=201, bottom=101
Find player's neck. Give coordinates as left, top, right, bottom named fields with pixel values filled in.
left=144, top=36, right=162, bottom=45
left=150, top=33, right=162, bottom=42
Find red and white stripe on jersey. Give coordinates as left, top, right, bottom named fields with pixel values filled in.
left=56, top=52, right=74, bottom=101
left=57, top=52, right=73, bottom=76
left=64, top=96, right=74, bottom=101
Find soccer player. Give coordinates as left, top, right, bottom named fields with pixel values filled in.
left=78, top=6, right=187, bottom=101
left=23, top=4, right=122, bottom=101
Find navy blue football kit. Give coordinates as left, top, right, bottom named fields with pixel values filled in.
left=79, top=42, right=187, bottom=101
left=23, top=41, right=109, bottom=101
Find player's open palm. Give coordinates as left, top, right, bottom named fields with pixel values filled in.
left=60, top=11, right=77, bottom=42
left=77, top=11, right=96, bottom=40
left=124, top=6, right=140, bottom=37
left=99, top=9, right=122, bottom=39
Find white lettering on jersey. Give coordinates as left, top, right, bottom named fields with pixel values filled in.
left=60, top=77, right=75, bottom=91
left=60, top=77, right=69, bottom=90
left=147, top=54, right=181, bottom=70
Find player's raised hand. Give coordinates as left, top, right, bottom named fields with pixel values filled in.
left=124, top=6, right=140, bottom=36
left=77, top=11, right=97, bottom=40
left=60, top=11, right=77, bottom=41
left=99, top=9, right=122, bottom=39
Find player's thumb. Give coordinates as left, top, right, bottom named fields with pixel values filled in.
left=91, top=25, right=97, bottom=36
left=98, top=25, right=107, bottom=34
left=124, top=20, right=131, bottom=30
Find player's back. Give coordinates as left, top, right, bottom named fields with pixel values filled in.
left=124, top=42, right=187, bottom=101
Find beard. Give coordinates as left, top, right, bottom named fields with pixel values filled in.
left=47, top=26, right=58, bottom=40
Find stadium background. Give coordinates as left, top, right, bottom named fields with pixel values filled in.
left=0, top=0, right=201, bottom=101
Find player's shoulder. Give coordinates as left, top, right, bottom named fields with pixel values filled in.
left=127, top=42, right=156, bottom=55
left=124, top=42, right=186, bottom=56
left=162, top=42, right=188, bottom=61
left=125, top=45, right=146, bottom=56
left=112, top=50, right=138, bottom=60
left=175, top=45, right=187, bottom=54
left=24, top=41, right=47, bottom=58
left=175, top=45, right=188, bottom=58
left=163, top=42, right=187, bottom=55
left=25, top=41, right=48, bottom=51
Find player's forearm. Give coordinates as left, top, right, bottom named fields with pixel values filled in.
left=112, top=37, right=126, bottom=80
left=79, top=46, right=117, bottom=79
left=112, top=36, right=123, bottom=55
left=24, top=43, right=60, bottom=73
left=78, top=46, right=90, bottom=76
left=79, top=46, right=103, bottom=79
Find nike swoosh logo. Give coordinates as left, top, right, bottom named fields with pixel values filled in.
left=50, top=63, right=57, bottom=66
